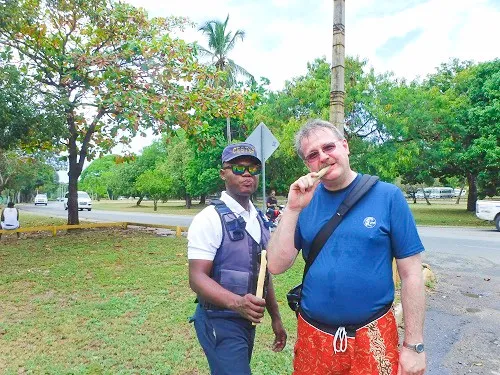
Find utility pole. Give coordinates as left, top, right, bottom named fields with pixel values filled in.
left=226, top=117, right=231, bottom=144
left=330, top=0, right=345, bottom=136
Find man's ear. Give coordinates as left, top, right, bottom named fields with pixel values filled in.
left=343, top=139, right=350, bottom=155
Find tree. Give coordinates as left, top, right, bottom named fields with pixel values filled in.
left=0, top=150, right=58, bottom=202
left=0, top=63, right=64, bottom=150
left=0, top=150, right=25, bottom=197
left=135, top=169, right=169, bottom=211
left=109, top=140, right=169, bottom=205
left=79, top=155, right=120, bottom=200
left=0, top=0, right=247, bottom=224
left=425, top=59, right=500, bottom=211
left=198, top=14, right=254, bottom=143
left=156, top=133, right=194, bottom=207
left=185, top=136, right=225, bottom=203
left=247, top=57, right=398, bottom=190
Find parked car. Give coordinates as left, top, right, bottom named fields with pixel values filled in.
left=64, top=191, right=92, bottom=211
left=34, top=194, right=48, bottom=206
left=476, top=200, right=500, bottom=231
left=453, top=188, right=467, bottom=197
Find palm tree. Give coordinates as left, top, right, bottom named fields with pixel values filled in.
left=198, top=15, right=254, bottom=143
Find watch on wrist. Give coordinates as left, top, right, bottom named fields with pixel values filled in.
left=403, top=341, right=425, bottom=353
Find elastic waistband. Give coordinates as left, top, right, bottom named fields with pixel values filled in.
left=299, top=303, right=393, bottom=337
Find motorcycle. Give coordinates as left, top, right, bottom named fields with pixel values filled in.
left=266, top=204, right=284, bottom=230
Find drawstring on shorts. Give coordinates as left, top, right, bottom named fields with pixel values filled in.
left=333, top=326, right=348, bottom=353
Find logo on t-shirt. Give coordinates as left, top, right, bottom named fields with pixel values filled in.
left=363, top=217, right=376, bottom=228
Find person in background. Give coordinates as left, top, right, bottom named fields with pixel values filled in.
left=266, top=190, right=279, bottom=223
left=1, top=202, right=20, bottom=239
left=188, top=142, right=287, bottom=375
left=266, top=189, right=278, bottom=209
left=267, top=119, right=426, bottom=375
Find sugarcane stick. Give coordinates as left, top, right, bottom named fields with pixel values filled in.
left=253, top=250, right=267, bottom=326
left=314, top=165, right=331, bottom=180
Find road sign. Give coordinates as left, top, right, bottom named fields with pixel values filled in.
left=245, top=122, right=280, bottom=211
left=245, top=122, right=279, bottom=162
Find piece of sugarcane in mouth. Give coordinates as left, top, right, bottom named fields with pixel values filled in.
left=314, top=165, right=331, bottom=180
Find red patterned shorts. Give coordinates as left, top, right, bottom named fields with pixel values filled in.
left=293, top=308, right=399, bottom=375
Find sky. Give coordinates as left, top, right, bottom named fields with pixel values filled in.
left=126, top=0, right=500, bottom=91
left=58, top=0, right=500, bottom=182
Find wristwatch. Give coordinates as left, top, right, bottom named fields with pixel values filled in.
left=403, top=341, right=425, bottom=353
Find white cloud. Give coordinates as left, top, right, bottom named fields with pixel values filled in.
left=129, top=0, right=498, bottom=89
left=347, top=0, right=500, bottom=80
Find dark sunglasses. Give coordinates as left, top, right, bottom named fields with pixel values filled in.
left=223, top=164, right=261, bottom=176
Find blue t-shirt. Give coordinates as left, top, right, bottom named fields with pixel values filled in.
left=294, top=174, right=424, bottom=326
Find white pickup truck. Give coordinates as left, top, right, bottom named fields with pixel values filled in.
left=476, top=200, right=500, bottom=231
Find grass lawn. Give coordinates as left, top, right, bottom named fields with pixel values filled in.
left=0, top=229, right=303, bottom=374
left=18, top=212, right=68, bottom=227
left=91, top=200, right=207, bottom=216
left=407, top=200, right=492, bottom=227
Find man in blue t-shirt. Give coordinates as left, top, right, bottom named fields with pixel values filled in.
left=267, top=119, right=426, bottom=375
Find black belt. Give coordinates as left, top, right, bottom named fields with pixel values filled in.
left=299, top=302, right=393, bottom=337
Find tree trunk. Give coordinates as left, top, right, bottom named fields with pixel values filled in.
left=185, top=194, right=192, bottom=209
left=136, top=196, right=143, bottom=206
left=153, top=199, right=158, bottom=211
left=330, top=0, right=345, bottom=136
left=423, top=190, right=431, bottom=205
left=466, top=172, right=477, bottom=212
left=66, top=105, right=104, bottom=225
left=0, top=173, right=10, bottom=197
left=410, top=185, right=417, bottom=204
left=455, top=183, right=465, bottom=205
left=67, top=154, right=80, bottom=225
left=199, top=194, right=206, bottom=205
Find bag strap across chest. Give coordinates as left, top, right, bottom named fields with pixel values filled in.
left=301, top=174, right=379, bottom=284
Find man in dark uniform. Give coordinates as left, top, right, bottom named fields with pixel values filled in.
left=188, top=142, right=287, bottom=374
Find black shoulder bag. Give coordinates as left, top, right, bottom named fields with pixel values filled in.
left=286, top=174, right=379, bottom=312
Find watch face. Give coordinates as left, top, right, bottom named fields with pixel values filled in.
left=415, top=343, right=425, bottom=353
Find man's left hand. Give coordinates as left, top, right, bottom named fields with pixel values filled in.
left=271, top=319, right=287, bottom=352
left=397, top=347, right=426, bottom=375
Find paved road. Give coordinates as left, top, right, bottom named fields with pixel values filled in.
left=420, top=226, right=500, bottom=276
left=413, top=225, right=500, bottom=375
left=423, top=269, right=500, bottom=375
left=19, top=202, right=194, bottom=227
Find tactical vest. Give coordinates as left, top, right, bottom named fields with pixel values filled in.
left=198, top=199, right=271, bottom=318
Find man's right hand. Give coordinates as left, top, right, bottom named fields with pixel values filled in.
left=286, top=170, right=324, bottom=212
left=232, top=294, right=266, bottom=323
